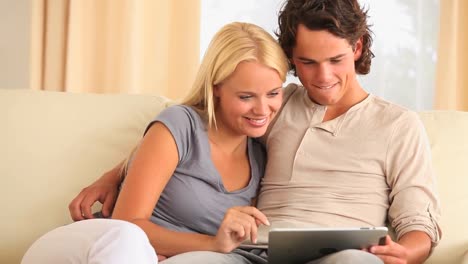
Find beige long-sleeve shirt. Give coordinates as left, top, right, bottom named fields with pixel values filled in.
left=257, top=84, right=441, bottom=245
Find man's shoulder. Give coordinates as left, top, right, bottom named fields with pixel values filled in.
left=369, top=95, right=407, bottom=110
left=369, top=95, right=416, bottom=115
left=283, top=83, right=303, bottom=97
left=281, top=83, right=308, bottom=107
left=366, top=95, right=420, bottom=126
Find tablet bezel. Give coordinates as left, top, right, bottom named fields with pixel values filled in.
left=267, top=227, right=388, bottom=264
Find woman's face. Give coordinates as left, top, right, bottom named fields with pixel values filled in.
left=214, top=61, right=283, bottom=138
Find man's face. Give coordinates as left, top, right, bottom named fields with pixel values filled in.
left=292, top=24, right=363, bottom=108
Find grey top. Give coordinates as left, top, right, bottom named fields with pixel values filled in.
left=143, top=105, right=265, bottom=236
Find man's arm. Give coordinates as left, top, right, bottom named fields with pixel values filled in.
left=377, top=111, right=441, bottom=263
left=69, top=161, right=124, bottom=220
left=398, top=231, right=432, bottom=263
left=369, top=231, right=431, bottom=264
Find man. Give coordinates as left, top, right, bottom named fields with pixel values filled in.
left=256, top=0, right=440, bottom=263
left=68, top=1, right=441, bottom=263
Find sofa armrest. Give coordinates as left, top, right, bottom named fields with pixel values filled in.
left=462, top=249, right=468, bottom=264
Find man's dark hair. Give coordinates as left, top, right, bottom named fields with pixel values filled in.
left=276, top=0, right=374, bottom=75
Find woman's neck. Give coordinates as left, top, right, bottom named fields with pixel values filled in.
left=208, top=126, right=247, bottom=157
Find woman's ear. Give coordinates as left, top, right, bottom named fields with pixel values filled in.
left=353, top=37, right=363, bottom=61
left=213, top=84, right=221, bottom=97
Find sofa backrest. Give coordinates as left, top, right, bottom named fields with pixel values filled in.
left=419, top=111, right=468, bottom=264
left=1, top=89, right=467, bottom=263
left=0, top=89, right=171, bottom=263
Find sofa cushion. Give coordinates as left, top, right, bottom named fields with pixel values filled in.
left=419, top=111, right=468, bottom=264
left=0, top=89, right=171, bottom=263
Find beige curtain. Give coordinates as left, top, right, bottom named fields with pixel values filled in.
left=30, top=0, right=200, bottom=100
left=435, top=0, right=468, bottom=111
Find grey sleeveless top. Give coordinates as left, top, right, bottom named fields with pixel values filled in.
left=144, top=105, right=265, bottom=235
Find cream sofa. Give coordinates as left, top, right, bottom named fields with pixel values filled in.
left=1, top=88, right=467, bottom=264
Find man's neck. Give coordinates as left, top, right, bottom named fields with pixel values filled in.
left=322, top=84, right=368, bottom=122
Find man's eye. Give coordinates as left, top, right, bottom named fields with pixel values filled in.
left=268, top=92, right=280, bottom=97
left=331, top=59, right=341, bottom=64
left=239, top=95, right=252, bottom=100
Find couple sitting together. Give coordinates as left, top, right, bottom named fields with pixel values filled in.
left=22, top=0, right=441, bottom=263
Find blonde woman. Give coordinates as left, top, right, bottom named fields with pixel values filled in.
left=22, top=22, right=288, bottom=264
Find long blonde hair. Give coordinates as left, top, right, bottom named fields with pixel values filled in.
left=181, top=22, right=288, bottom=128
left=119, top=22, right=288, bottom=179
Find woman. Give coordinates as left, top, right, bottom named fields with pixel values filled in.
left=22, top=22, right=288, bottom=264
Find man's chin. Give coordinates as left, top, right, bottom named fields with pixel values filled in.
left=305, top=90, right=340, bottom=106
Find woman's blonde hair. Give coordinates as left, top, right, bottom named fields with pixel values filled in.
left=181, top=22, right=288, bottom=128
left=119, top=22, right=288, bottom=180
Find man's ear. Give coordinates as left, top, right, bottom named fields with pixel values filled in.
left=289, top=58, right=298, bottom=76
left=353, top=37, right=363, bottom=61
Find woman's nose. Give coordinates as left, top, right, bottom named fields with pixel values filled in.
left=253, top=98, right=268, bottom=115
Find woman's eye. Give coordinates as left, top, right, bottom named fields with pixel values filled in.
left=268, top=92, right=279, bottom=97
left=239, top=95, right=252, bottom=100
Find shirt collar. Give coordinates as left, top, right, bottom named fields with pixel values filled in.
left=300, top=89, right=373, bottom=136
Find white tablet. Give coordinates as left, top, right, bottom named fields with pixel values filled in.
left=267, top=227, right=388, bottom=264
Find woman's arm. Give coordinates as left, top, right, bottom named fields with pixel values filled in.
left=111, top=122, right=268, bottom=257
left=131, top=206, right=268, bottom=257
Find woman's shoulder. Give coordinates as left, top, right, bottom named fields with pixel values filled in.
left=159, top=104, right=197, bottom=118
left=150, top=105, right=207, bottom=162
left=157, top=105, right=205, bottom=127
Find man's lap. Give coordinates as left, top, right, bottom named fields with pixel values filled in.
left=160, top=251, right=253, bottom=264
left=159, top=249, right=382, bottom=264
left=306, top=249, right=383, bottom=264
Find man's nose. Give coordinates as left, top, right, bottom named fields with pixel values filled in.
left=315, top=64, right=332, bottom=82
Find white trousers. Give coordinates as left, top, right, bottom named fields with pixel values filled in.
left=22, top=219, right=157, bottom=264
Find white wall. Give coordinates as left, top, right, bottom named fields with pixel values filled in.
left=0, top=0, right=31, bottom=89
left=201, top=0, right=439, bottom=110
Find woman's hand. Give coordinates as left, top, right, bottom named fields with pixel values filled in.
left=212, top=206, right=270, bottom=253
left=68, top=167, right=122, bottom=221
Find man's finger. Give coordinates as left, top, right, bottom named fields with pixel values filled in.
left=68, top=195, right=85, bottom=221
left=80, top=199, right=95, bottom=219
left=101, top=193, right=117, bottom=217
left=374, top=254, right=402, bottom=264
